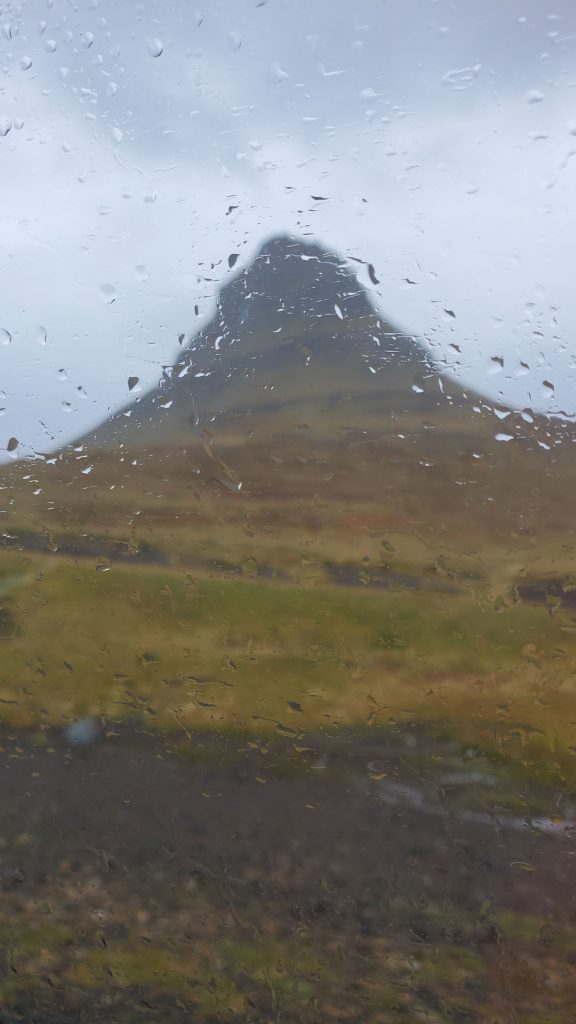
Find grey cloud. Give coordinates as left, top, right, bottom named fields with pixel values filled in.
left=1, top=0, right=576, bottom=460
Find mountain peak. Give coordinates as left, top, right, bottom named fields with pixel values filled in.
left=215, top=233, right=376, bottom=331
left=256, top=232, right=332, bottom=259
left=79, top=234, right=444, bottom=449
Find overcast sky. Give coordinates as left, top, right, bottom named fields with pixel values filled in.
left=1, top=0, right=576, bottom=459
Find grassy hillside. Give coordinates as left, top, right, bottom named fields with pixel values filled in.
left=2, top=424, right=576, bottom=779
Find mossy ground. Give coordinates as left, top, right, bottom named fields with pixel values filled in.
left=3, top=435, right=576, bottom=1020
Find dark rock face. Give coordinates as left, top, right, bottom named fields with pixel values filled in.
left=216, top=234, right=377, bottom=329
left=77, top=234, right=454, bottom=450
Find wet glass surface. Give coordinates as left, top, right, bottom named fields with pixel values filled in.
left=2, top=2, right=576, bottom=1021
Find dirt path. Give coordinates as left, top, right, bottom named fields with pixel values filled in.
left=2, top=725, right=576, bottom=1022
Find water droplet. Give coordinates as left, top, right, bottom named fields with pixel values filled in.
left=111, top=125, right=123, bottom=144
left=107, top=81, right=118, bottom=97
left=36, top=326, right=48, bottom=345
left=100, top=283, right=117, bottom=304
left=65, top=717, right=102, bottom=747
left=495, top=432, right=514, bottom=442
left=0, top=328, right=12, bottom=346
left=334, top=303, right=344, bottom=320
left=128, top=376, right=139, bottom=390
left=442, top=64, right=482, bottom=87
left=20, top=56, right=33, bottom=70
left=81, top=31, right=94, bottom=48
left=0, top=119, right=13, bottom=138
left=526, top=89, right=545, bottom=104
left=147, top=37, right=163, bottom=58
left=45, top=38, right=58, bottom=53
left=542, top=379, right=555, bottom=397
left=487, top=355, right=504, bottom=375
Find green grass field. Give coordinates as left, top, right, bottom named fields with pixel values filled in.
left=2, top=429, right=576, bottom=777
left=2, top=533, right=576, bottom=778
left=4, top=432, right=576, bottom=1022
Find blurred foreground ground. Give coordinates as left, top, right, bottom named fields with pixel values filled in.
left=2, top=724, right=576, bottom=1023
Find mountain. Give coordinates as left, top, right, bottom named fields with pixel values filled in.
left=3, top=232, right=576, bottom=765
left=4, top=233, right=575, bottom=550
left=80, top=234, right=488, bottom=451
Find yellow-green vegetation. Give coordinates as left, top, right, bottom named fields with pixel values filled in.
left=0, top=926, right=317, bottom=1020
left=2, top=539, right=576, bottom=773
left=3, top=427, right=576, bottom=781
left=4, top=884, right=576, bottom=1024
left=0, top=890, right=362, bottom=1022
left=492, top=910, right=576, bottom=956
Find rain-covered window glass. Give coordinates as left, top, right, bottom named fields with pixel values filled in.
left=2, top=2, right=576, bottom=1021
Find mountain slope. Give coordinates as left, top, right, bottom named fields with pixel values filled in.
left=3, top=232, right=575, bottom=551
left=82, top=234, right=485, bottom=450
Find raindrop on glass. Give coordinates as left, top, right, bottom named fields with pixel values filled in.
left=100, top=283, right=117, bottom=304
left=65, top=717, right=102, bottom=747
left=147, top=38, right=163, bottom=58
